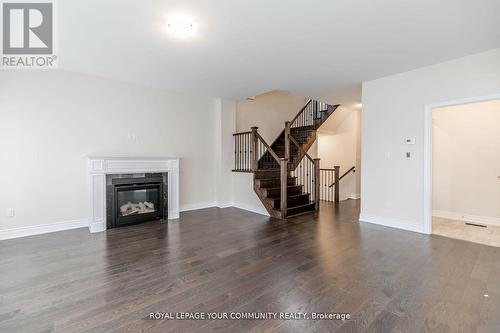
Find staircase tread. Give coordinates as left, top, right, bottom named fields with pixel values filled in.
left=286, top=205, right=316, bottom=217
left=262, top=185, right=302, bottom=191
left=287, top=202, right=314, bottom=209
left=267, top=192, right=308, bottom=200
left=258, top=176, right=296, bottom=181
left=265, top=184, right=301, bottom=190
left=251, top=101, right=339, bottom=219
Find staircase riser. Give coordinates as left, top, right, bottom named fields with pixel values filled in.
left=257, top=178, right=296, bottom=188
left=250, top=103, right=339, bottom=219
left=254, top=170, right=280, bottom=179
left=273, top=195, right=310, bottom=209
left=287, top=203, right=316, bottom=217
left=265, top=186, right=302, bottom=198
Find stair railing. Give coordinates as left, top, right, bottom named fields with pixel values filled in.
left=232, top=131, right=253, bottom=172
left=232, top=127, right=282, bottom=172
left=233, top=98, right=339, bottom=218
left=290, top=99, right=330, bottom=130
left=289, top=134, right=320, bottom=210
left=252, top=127, right=281, bottom=169
left=251, top=127, right=288, bottom=217
left=233, top=127, right=287, bottom=217
left=320, top=166, right=356, bottom=202
left=329, top=166, right=356, bottom=187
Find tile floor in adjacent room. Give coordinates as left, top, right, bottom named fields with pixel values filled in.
left=433, top=217, right=500, bottom=247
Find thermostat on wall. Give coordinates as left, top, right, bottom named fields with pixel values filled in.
left=405, top=137, right=416, bottom=145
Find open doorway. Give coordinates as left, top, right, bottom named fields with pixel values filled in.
left=428, top=98, right=500, bottom=246
left=315, top=105, right=361, bottom=203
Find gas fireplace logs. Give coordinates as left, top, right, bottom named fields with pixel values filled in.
left=120, top=201, right=155, bottom=216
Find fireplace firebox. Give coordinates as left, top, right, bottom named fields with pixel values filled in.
left=106, top=173, right=168, bottom=228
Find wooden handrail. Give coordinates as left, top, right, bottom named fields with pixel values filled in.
left=290, top=99, right=312, bottom=125
left=255, top=131, right=281, bottom=163
left=329, top=166, right=355, bottom=187
left=289, top=134, right=314, bottom=164
left=233, top=131, right=252, bottom=136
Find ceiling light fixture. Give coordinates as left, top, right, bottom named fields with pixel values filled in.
left=166, top=14, right=198, bottom=39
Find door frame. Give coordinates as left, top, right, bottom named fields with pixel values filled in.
left=423, top=93, right=500, bottom=234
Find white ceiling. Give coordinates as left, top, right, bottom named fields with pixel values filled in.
left=59, top=0, right=500, bottom=106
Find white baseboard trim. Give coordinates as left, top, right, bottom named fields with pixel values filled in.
left=0, top=219, right=88, bottom=241
left=359, top=213, right=424, bottom=234
left=231, top=202, right=270, bottom=217
left=216, top=202, right=234, bottom=209
left=0, top=201, right=270, bottom=240
left=432, top=210, right=500, bottom=227
left=349, top=194, right=361, bottom=200
left=180, top=202, right=217, bottom=212
left=180, top=201, right=269, bottom=216
left=89, top=221, right=106, bottom=233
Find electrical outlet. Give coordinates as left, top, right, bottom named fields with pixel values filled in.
left=5, top=208, right=14, bottom=217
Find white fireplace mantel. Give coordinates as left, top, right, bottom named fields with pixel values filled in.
left=86, top=156, right=180, bottom=233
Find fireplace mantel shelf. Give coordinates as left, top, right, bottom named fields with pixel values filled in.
left=86, top=156, right=180, bottom=233
left=84, top=155, right=182, bottom=160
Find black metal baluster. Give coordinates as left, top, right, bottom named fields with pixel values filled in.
left=245, top=133, right=248, bottom=170
left=329, top=170, right=332, bottom=202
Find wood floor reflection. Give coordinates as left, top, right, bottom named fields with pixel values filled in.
left=0, top=200, right=499, bottom=332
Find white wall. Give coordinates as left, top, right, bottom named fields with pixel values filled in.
left=236, top=90, right=306, bottom=143
left=317, top=107, right=361, bottom=200
left=361, top=47, right=500, bottom=233
left=432, top=99, right=500, bottom=224
left=215, top=99, right=236, bottom=207
left=0, top=70, right=218, bottom=236
left=231, top=173, right=270, bottom=216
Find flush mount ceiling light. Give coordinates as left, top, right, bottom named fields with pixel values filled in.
left=166, top=14, right=198, bottom=39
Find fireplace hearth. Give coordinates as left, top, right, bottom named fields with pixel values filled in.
left=106, top=173, right=168, bottom=228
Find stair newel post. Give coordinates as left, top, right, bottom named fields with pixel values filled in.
left=284, top=121, right=291, bottom=161
left=334, top=165, right=340, bottom=203
left=251, top=127, right=258, bottom=171
left=280, top=158, right=288, bottom=218
left=314, top=158, right=320, bottom=211
left=314, top=100, right=318, bottom=127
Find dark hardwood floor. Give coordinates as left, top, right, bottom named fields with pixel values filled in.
left=0, top=200, right=499, bottom=333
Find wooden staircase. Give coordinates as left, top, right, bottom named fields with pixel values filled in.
left=233, top=100, right=339, bottom=219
